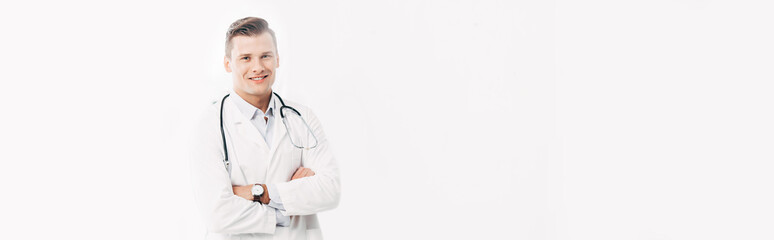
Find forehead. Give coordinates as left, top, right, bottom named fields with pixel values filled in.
left=230, top=33, right=276, bottom=55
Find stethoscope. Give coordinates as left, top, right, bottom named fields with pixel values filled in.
left=219, top=92, right=319, bottom=175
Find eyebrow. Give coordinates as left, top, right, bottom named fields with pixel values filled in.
left=237, top=51, right=274, bottom=57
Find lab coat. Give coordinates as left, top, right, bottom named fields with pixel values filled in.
left=190, top=94, right=341, bottom=240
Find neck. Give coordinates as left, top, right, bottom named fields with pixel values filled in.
left=234, top=90, right=271, bottom=113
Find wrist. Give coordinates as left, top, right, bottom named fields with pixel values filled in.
left=251, top=184, right=265, bottom=202
left=260, top=184, right=271, bottom=204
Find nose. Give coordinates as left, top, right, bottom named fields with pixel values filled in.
left=251, top=60, right=265, bottom=73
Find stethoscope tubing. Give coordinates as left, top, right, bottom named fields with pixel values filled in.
left=219, top=92, right=312, bottom=175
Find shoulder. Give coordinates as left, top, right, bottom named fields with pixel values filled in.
left=279, top=98, right=330, bottom=134
left=194, top=94, right=230, bottom=135
left=283, top=99, right=310, bottom=113
left=280, top=98, right=320, bottom=120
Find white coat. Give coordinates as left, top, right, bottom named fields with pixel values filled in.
left=190, top=94, right=341, bottom=240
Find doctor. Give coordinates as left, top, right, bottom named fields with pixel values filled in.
left=191, top=17, right=341, bottom=240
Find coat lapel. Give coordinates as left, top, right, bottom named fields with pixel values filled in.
left=225, top=97, right=270, bottom=151
left=224, top=96, right=272, bottom=184
left=224, top=93, right=288, bottom=181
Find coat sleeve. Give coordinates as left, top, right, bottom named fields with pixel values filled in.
left=190, top=106, right=277, bottom=234
left=274, top=109, right=342, bottom=216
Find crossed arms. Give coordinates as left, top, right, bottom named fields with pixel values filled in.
left=231, top=167, right=316, bottom=203
left=191, top=107, right=340, bottom=234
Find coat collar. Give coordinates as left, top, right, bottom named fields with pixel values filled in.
left=230, top=90, right=276, bottom=122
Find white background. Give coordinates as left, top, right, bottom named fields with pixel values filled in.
left=1, top=0, right=772, bottom=239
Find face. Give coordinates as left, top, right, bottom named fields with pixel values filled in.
left=224, top=33, right=279, bottom=101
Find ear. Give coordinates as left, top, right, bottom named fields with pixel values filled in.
left=223, top=56, right=232, bottom=73
left=276, top=54, right=280, bottom=68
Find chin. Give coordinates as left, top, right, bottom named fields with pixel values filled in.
left=237, top=84, right=266, bottom=94
left=248, top=88, right=271, bottom=96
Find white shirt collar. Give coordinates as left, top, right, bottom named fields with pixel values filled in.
left=230, top=91, right=276, bottom=121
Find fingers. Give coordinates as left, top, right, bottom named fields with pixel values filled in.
left=298, top=168, right=309, bottom=178
left=302, top=168, right=315, bottom=177
left=291, top=167, right=316, bottom=180
left=291, top=168, right=303, bottom=180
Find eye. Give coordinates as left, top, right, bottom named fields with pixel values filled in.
left=241, top=56, right=250, bottom=61
left=261, top=55, right=271, bottom=59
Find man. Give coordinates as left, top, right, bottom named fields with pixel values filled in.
left=191, top=17, right=341, bottom=240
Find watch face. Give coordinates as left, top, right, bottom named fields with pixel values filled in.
left=253, top=185, right=264, bottom=195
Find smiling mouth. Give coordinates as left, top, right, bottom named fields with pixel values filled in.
left=248, top=74, right=269, bottom=81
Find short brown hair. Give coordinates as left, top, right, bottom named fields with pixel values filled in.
left=225, top=17, right=277, bottom=57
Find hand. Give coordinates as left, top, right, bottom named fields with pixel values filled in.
left=258, top=184, right=270, bottom=204
left=291, top=167, right=315, bottom=180
left=232, top=185, right=254, bottom=201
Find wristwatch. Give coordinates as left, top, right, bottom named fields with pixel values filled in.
left=251, top=184, right=265, bottom=202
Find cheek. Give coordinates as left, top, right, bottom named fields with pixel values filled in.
left=235, top=64, right=249, bottom=75
left=264, top=60, right=277, bottom=69
left=233, top=68, right=247, bottom=80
